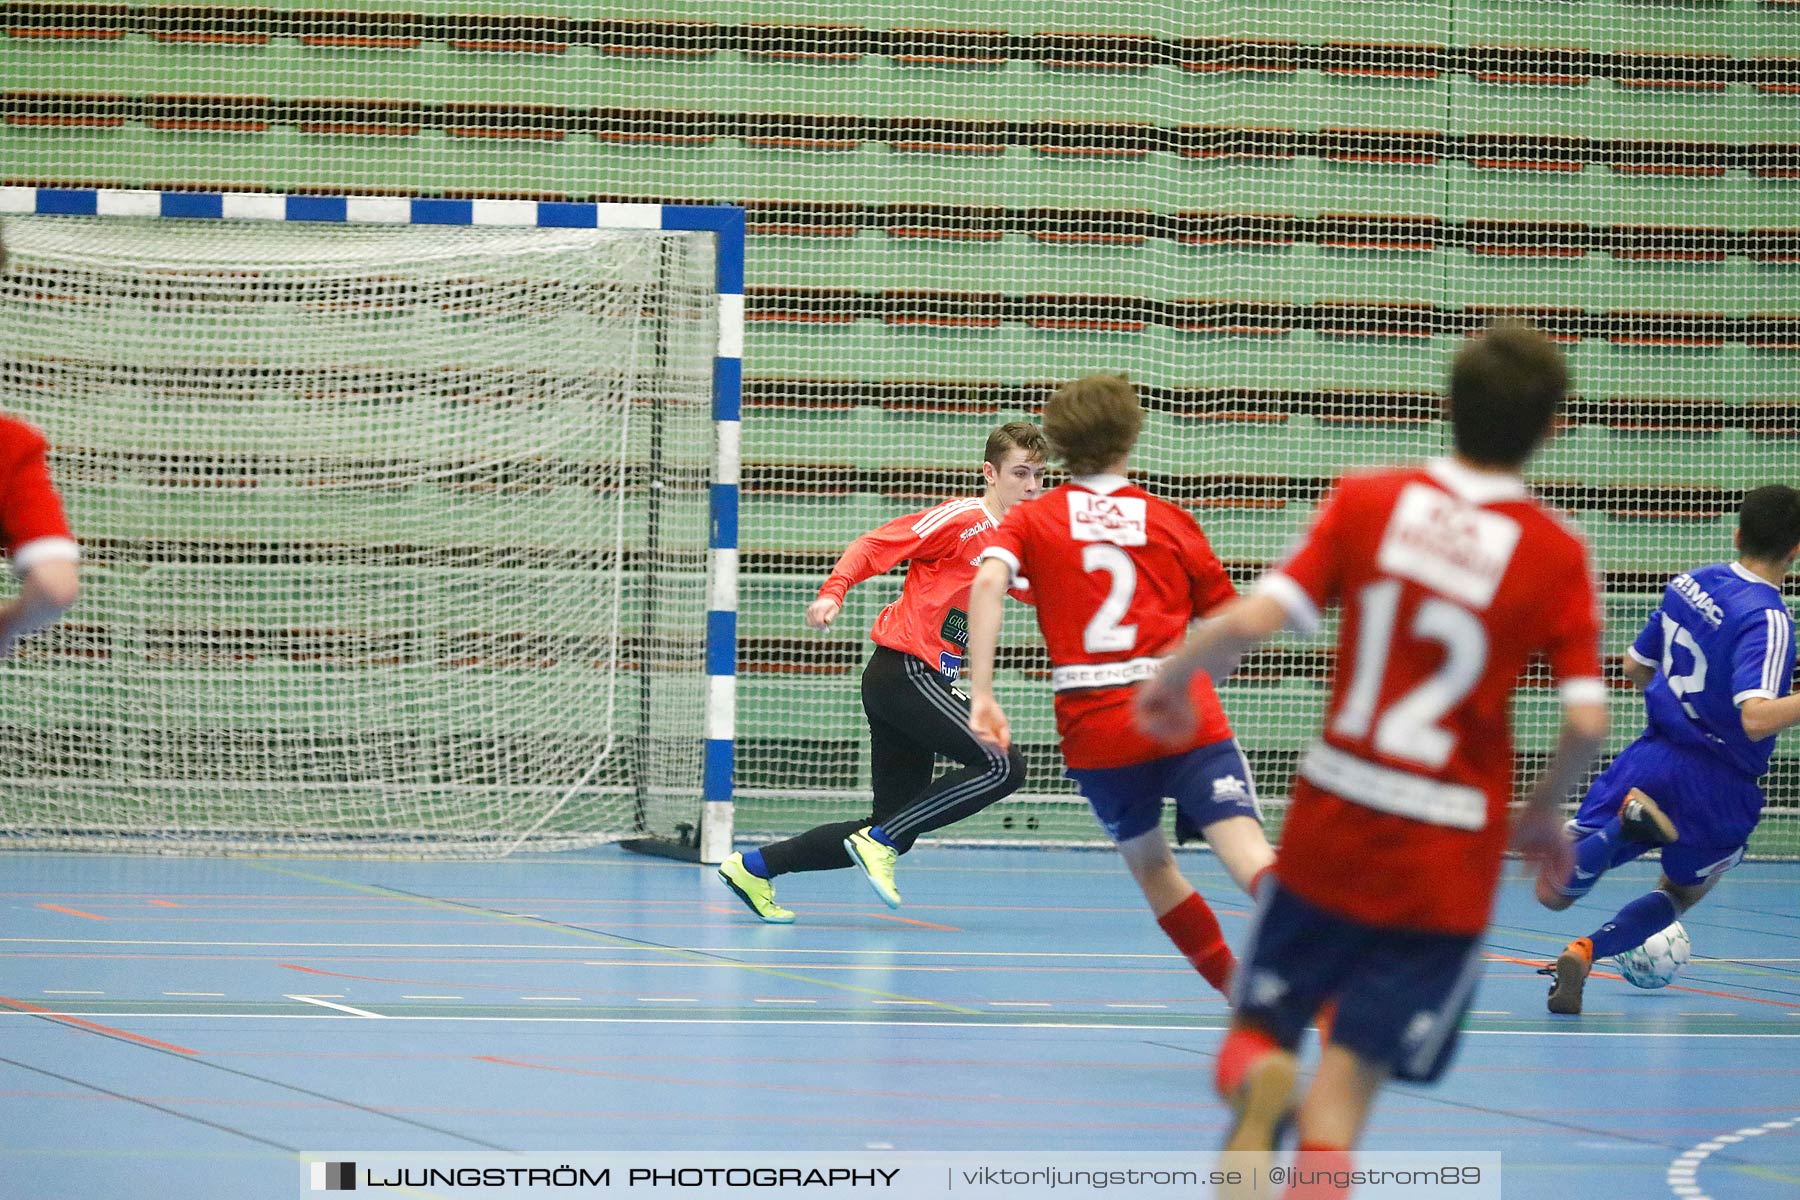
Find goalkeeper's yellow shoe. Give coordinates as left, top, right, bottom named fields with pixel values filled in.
left=717, top=853, right=795, bottom=924
left=843, top=827, right=901, bottom=908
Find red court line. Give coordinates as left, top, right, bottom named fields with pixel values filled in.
left=36, top=904, right=108, bottom=921
left=869, top=913, right=963, bottom=931
left=1485, top=951, right=1800, bottom=1010
left=0, top=994, right=199, bottom=1055
left=147, top=899, right=181, bottom=908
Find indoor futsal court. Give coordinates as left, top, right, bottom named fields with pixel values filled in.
left=3, top=847, right=1795, bottom=1199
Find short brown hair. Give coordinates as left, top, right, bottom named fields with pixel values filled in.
left=1447, top=322, right=1569, bottom=468
left=1043, top=374, right=1143, bottom=477
left=1740, top=485, right=1800, bottom=561
left=984, top=420, right=1048, bottom=468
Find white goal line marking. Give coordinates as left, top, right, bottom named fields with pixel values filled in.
left=284, top=995, right=385, bottom=1019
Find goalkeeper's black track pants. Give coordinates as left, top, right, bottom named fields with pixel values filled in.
left=758, top=645, right=1028, bottom=877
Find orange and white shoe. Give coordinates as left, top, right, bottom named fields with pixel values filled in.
left=1545, top=937, right=1593, bottom=1014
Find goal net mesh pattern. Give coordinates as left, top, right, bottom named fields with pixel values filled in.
left=0, top=215, right=716, bottom=852
left=0, top=1, right=1794, bottom=856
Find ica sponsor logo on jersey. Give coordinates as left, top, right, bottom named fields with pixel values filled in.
left=1376, top=483, right=1522, bottom=610
left=1068, top=491, right=1149, bottom=547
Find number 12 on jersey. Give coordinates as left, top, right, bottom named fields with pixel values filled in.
left=1331, top=580, right=1489, bottom=770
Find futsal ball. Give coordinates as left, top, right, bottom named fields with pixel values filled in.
left=1613, top=921, right=1690, bottom=989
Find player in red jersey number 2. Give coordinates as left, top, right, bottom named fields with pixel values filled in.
left=966, top=375, right=1275, bottom=999
left=1138, top=323, right=1609, bottom=1196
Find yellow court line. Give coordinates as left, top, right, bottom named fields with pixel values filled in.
left=241, top=862, right=981, bottom=1016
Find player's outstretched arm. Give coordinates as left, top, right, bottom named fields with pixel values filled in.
left=0, top=559, right=78, bottom=659
left=966, top=557, right=1012, bottom=750
left=808, top=506, right=951, bottom=629
left=1515, top=700, right=1609, bottom=885
left=1137, top=594, right=1285, bottom=744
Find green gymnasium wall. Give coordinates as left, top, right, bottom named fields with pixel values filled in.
left=2, top=1, right=1796, bottom=853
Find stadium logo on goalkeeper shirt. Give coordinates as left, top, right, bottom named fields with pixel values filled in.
left=311, top=1162, right=356, bottom=1191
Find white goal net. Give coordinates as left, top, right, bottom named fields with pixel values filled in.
left=0, top=213, right=718, bottom=854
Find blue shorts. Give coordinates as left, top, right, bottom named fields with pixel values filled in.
left=1570, top=733, right=1762, bottom=886
left=1233, top=881, right=1483, bottom=1084
left=1066, top=738, right=1261, bottom=844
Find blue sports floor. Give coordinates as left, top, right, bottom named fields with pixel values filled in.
left=1, top=847, right=1795, bottom=1200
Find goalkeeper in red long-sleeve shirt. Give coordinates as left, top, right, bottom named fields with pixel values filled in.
left=716, top=422, right=1047, bottom=922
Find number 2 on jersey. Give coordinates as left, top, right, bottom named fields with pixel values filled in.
left=1331, top=579, right=1488, bottom=769
left=1658, top=613, right=1708, bottom=719
left=1082, top=543, right=1138, bottom=653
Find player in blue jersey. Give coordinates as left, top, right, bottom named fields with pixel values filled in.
left=1539, top=485, right=1800, bottom=1013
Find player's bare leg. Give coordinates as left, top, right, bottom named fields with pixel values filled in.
left=1276, top=1046, right=1386, bottom=1198
left=1116, top=829, right=1236, bottom=992
left=1201, top=814, right=1277, bottom=895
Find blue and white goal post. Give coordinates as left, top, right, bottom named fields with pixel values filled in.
left=0, top=189, right=741, bottom=862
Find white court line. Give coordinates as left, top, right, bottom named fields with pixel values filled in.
left=41, top=990, right=103, bottom=995
left=752, top=998, right=816, bottom=1005
left=1666, top=1112, right=1798, bottom=1200
left=285, top=994, right=384, bottom=1018
left=0, top=1010, right=1794, bottom=1037
left=1105, top=1004, right=1168, bottom=1010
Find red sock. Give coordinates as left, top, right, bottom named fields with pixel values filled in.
left=1214, top=1024, right=1281, bottom=1097
left=1158, top=890, right=1235, bottom=993
left=1283, top=1143, right=1354, bottom=1199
